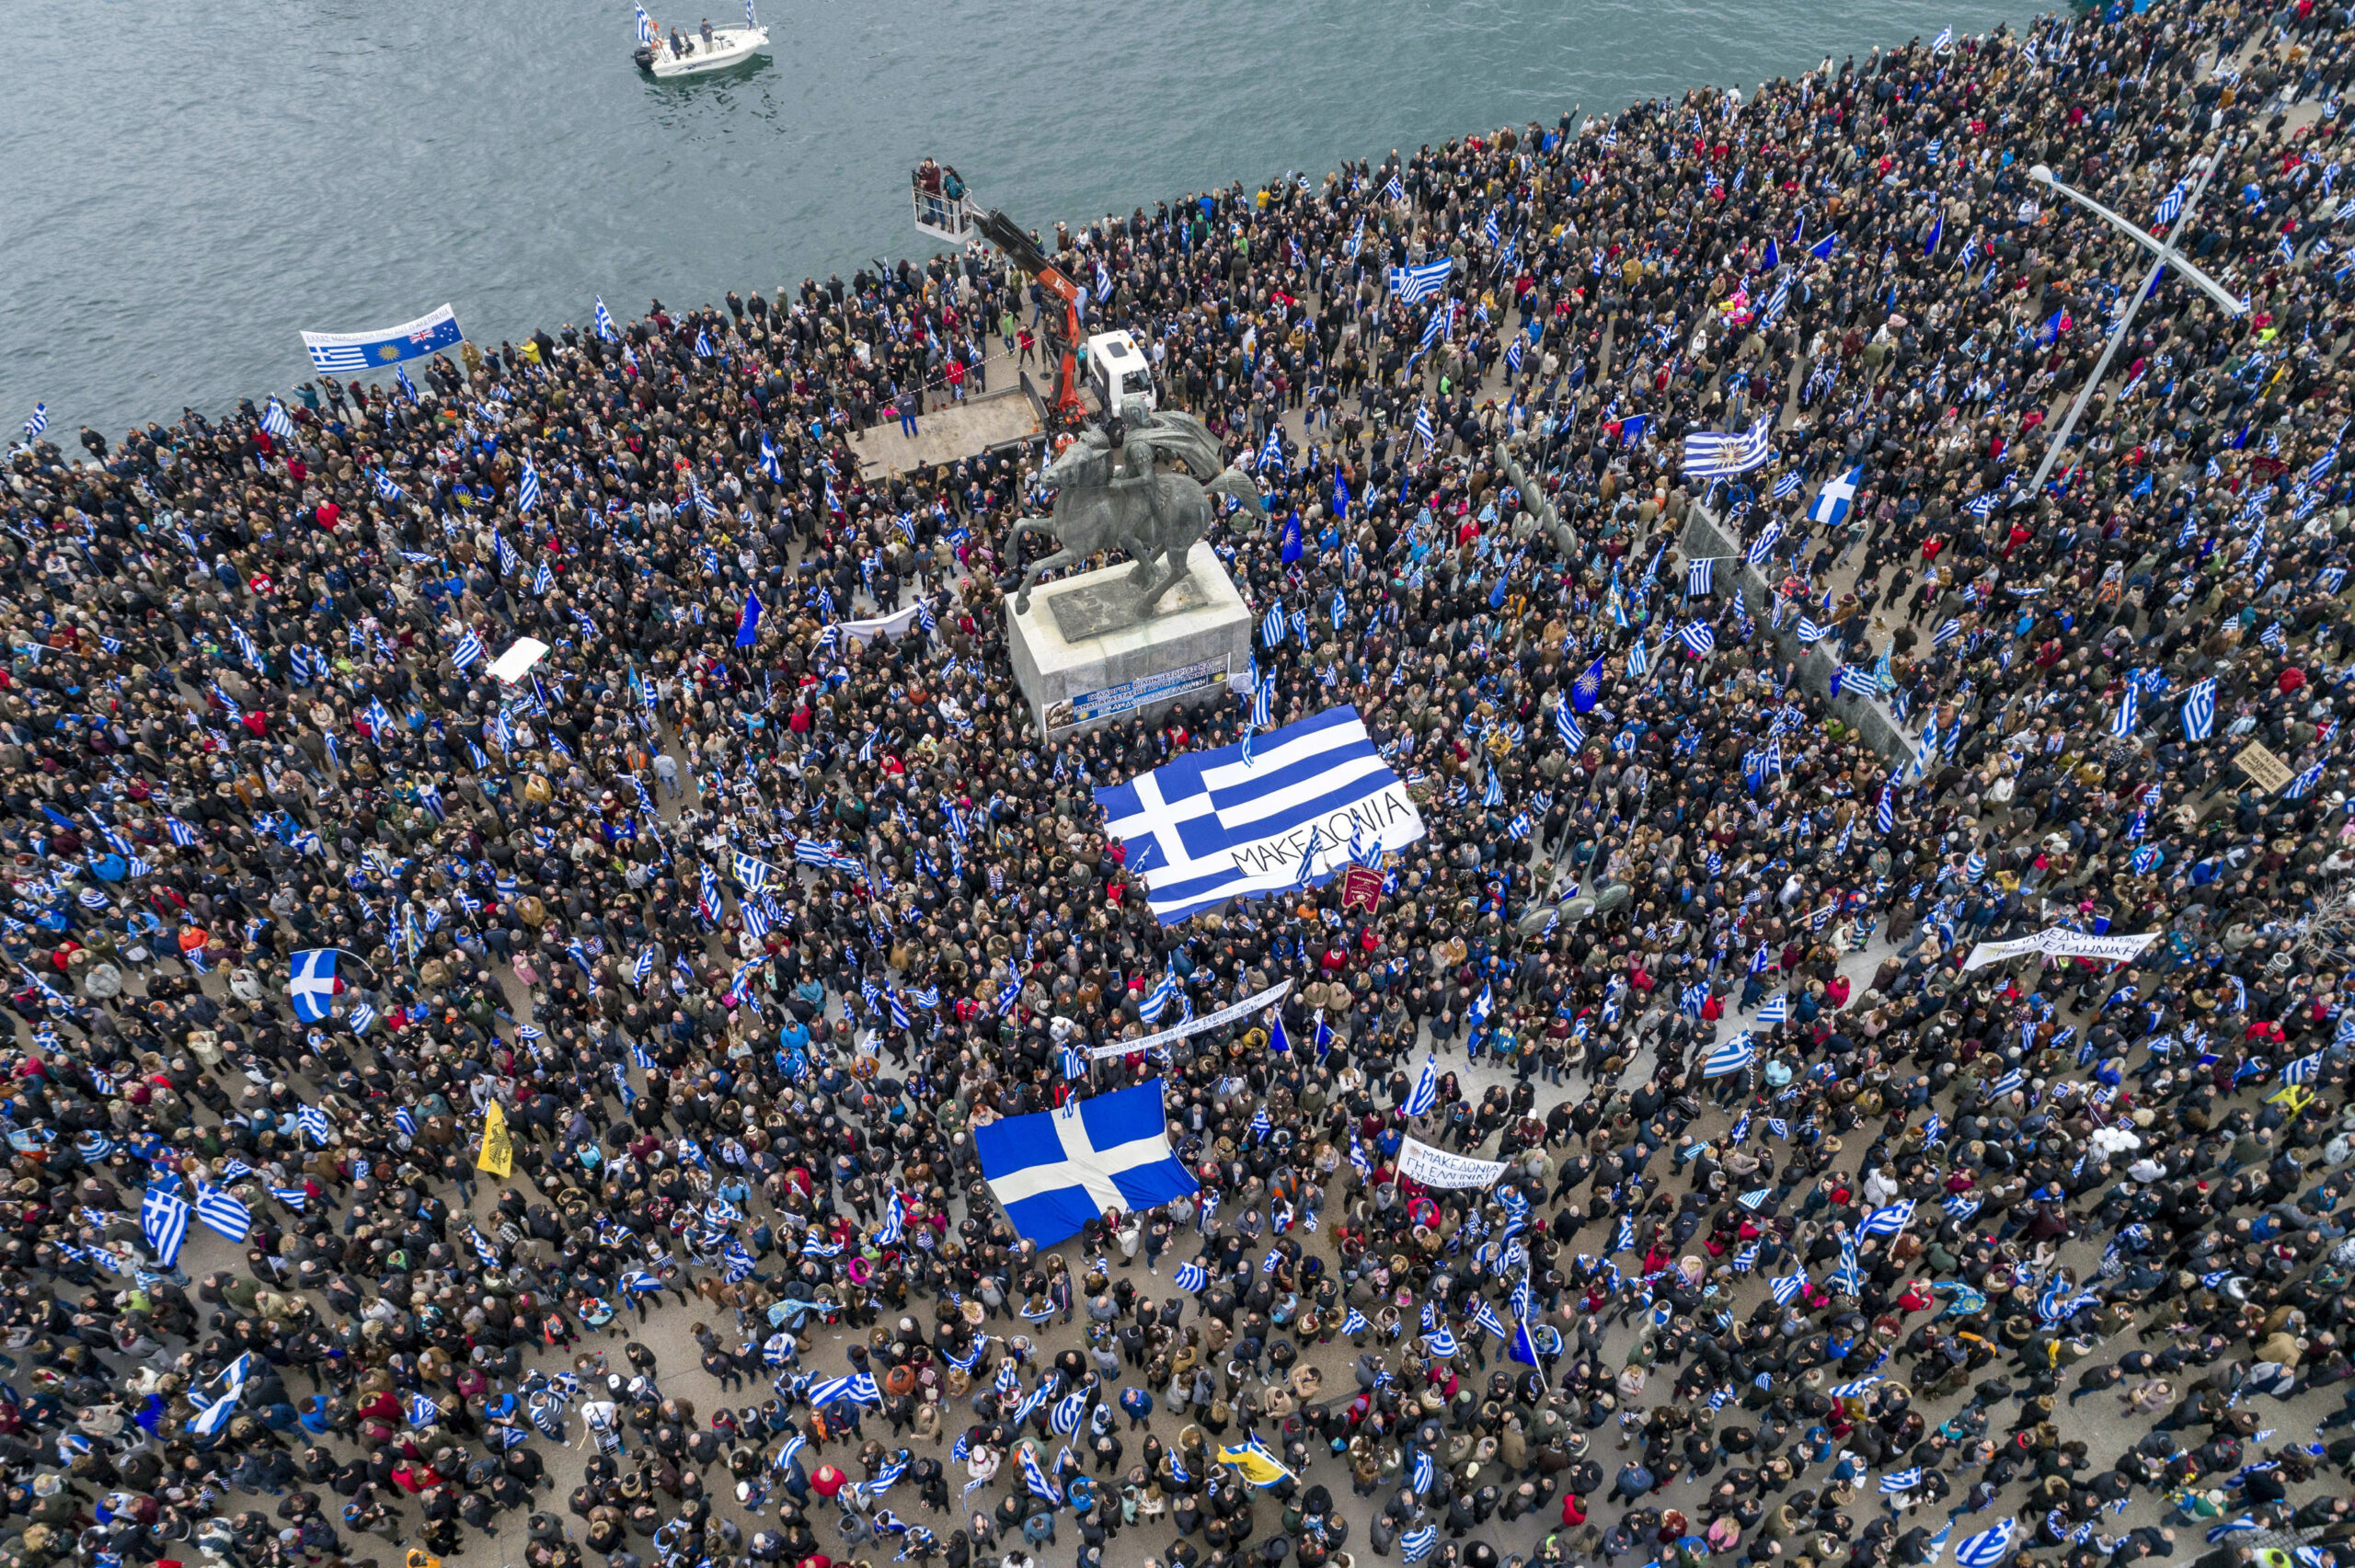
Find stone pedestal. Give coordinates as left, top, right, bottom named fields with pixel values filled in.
left=1006, top=542, right=1254, bottom=738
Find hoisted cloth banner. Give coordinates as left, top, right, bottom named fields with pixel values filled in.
left=1960, top=927, right=2162, bottom=972
left=1087, top=979, right=1292, bottom=1059
left=1396, top=1136, right=1511, bottom=1189
left=301, top=303, right=465, bottom=373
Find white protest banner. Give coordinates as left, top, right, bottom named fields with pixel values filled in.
left=1961, top=927, right=2161, bottom=972
left=1089, top=979, right=1292, bottom=1059
left=1396, top=1136, right=1511, bottom=1189
left=838, top=602, right=921, bottom=646
left=486, top=636, right=550, bottom=683
left=1959, top=934, right=2044, bottom=969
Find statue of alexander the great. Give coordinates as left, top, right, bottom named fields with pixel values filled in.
left=1009, top=399, right=1266, bottom=620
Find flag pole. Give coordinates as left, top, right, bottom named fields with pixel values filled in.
left=325, top=945, right=380, bottom=983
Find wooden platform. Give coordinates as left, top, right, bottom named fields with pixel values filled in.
left=847, top=386, right=1040, bottom=476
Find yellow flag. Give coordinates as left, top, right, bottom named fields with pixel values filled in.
left=1215, top=1440, right=1292, bottom=1488
left=2267, top=1083, right=2315, bottom=1116
left=477, top=1102, right=514, bottom=1177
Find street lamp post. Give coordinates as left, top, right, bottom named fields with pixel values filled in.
left=2023, top=153, right=2246, bottom=496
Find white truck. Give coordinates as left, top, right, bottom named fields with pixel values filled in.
left=1086, top=330, right=1157, bottom=415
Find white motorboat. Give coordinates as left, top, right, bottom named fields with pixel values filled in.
left=635, top=22, right=768, bottom=76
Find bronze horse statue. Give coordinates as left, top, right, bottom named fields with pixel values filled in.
left=1009, top=408, right=1266, bottom=620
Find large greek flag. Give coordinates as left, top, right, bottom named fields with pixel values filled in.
left=1682, top=414, right=1775, bottom=478
left=975, top=1079, right=1198, bottom=1246
left=1094, top=704, right=1426, bottom=925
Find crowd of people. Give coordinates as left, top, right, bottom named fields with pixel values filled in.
left=6, top=6, right=2355, bottom=1568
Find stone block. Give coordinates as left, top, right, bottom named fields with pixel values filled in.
left=1005, top=542, right=1254, bottom=738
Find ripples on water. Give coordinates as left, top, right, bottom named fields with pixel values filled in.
left=1, top=0, right=2035, bottom=434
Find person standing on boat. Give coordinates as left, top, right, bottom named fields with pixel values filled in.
left=699, top=17, right=715, bottom=47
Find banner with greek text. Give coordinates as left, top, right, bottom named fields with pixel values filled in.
left=1396, top=1135, right=1510, bottom=1189
left=1960, top=927, right=2161, bottom=972
left=1089, top=979, right=1292, bottom=1059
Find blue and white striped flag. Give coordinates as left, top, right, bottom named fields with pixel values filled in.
left=1387, top=258, right=1453, bottom=303
left=1703, top=1033, right=1755, bottom=1077
left=187, top=1352, right=252, bottom=1436
left=1019, top=1445, right=1063, bottom=1504
left=141, top=1185, right=191, bottom=1265
left=1857, top=1199, right=1914, bottom=1237
left=2181, top=678, right=2217, bottom=740
left=1405, top=1053, right=1439, bottom=1116
left=1682, top=414, right=1774, bottom=478
left=193, top=1184, right=252, bottom=1242
left=1954, top=1519, right=2016, bottom=1568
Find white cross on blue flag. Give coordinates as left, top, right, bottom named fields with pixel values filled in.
left=288, top=949, right=338, bottom=1021
left=974, top=1080, right=1199, bottom=1245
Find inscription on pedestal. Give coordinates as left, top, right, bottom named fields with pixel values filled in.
left=1047, top=572, right=1213, bottom=642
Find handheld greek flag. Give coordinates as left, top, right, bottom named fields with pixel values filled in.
left=2109, top=684, right=2138, bottom=738
left=141, top=1185, right=191, bottom=1266
left=288, top=948, right=339, bottom=1021
left=1954, top=1519, right=2017, bottom=1568
left=193, top=1184, right=252, bottom=1242
left=1019, top=1445, right=1063, bottom=1504
left=1809, top=464, right=1863, bottom=527
left=808, top=1372, right=884, bottom=1407
left=2180, top=679, right=2217, bottom=741
left=1703, top=1033, right=1755, bottom=1077
left=1388, top=258, right=1453, bottom=303
left=1405, top=1053, right=1439, bottom=1116
left=187, top=1352, right=252, bottom=1436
